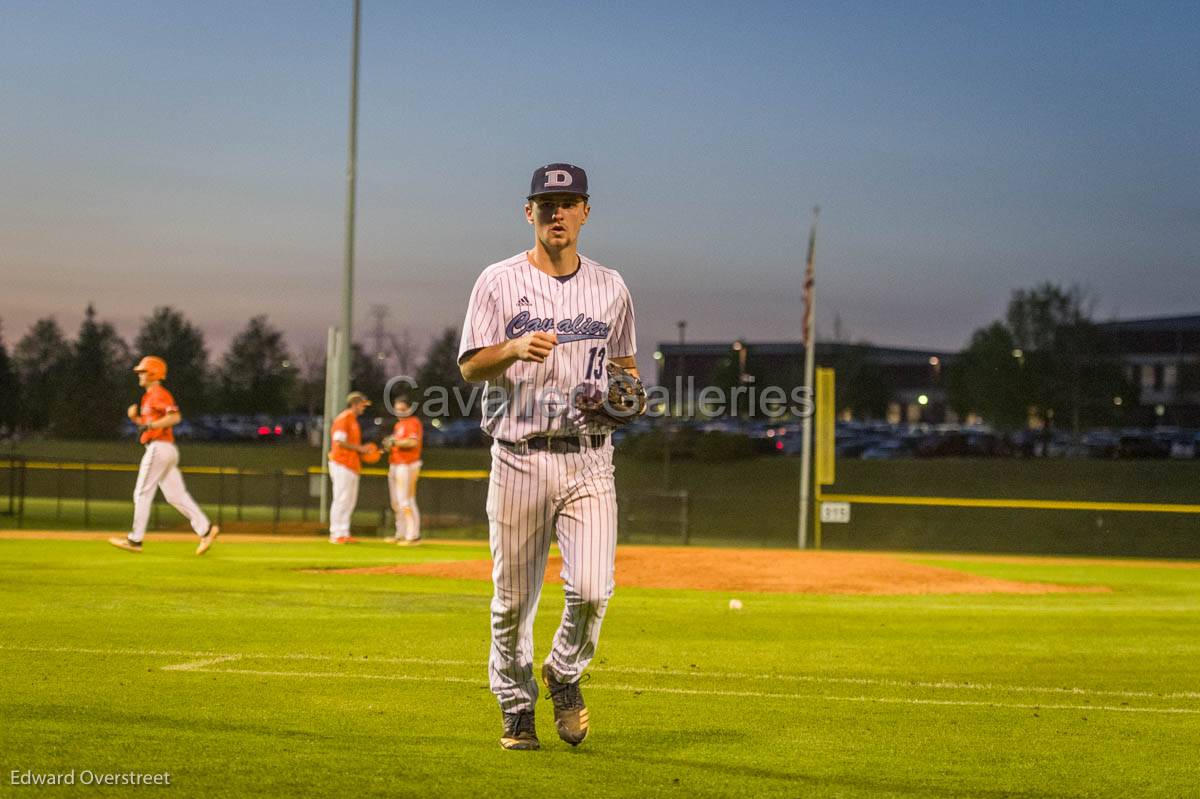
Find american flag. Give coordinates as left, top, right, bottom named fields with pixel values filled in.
left=801, top=207, right=819, bottom=347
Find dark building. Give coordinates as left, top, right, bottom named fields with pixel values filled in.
left=657, top=314, right=1200, bottom=428
left=654, top=341, right=955, bottom=423
left=1098, top=314, right=1200, bottom=425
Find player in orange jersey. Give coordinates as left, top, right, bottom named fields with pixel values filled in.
left=109, top=356, right=220, bottom=555
left=384, top=395, right=424, bottom=545
left=328, top=391, right=374, bottom=543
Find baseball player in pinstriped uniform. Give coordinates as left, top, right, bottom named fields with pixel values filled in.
left=109, top=356, right=220, bottom=555
left=458, top=163, right=641, bottom=750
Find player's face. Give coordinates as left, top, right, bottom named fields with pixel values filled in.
left=526, top=194, right=589, bottom=250
left=393, top=400, right=412, bottom=417
left=351, top=399, right=369, bottom=416
left=135, top=371, right=149, bottom=388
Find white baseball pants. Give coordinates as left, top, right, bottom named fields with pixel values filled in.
left=129, top=441, right=210, bottom=542
left=388, top=461, right=422, bottom=541
left=486, top=440, right=618, bottom=713
left=328, top=461, right=360, bottom=540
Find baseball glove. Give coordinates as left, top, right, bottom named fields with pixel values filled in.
left=575, top=362, right=647, bottom=428
left=361, top=443, right=382, bottom=464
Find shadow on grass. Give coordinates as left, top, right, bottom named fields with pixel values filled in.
left=615, top=751, right=1080, bottom=799
left=2, top=703, right=334, bottom=742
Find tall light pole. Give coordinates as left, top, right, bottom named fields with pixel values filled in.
left=676, top=320, right=687, bottom=417
left=339, top=0, right=362, bottom=404
left=320, top=0, right=363, bottom=520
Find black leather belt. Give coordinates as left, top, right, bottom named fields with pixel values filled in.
left=497, top=434, right=607, bottom=454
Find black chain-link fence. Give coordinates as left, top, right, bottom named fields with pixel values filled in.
left=0, top=458, right=487, bottom=537
left=0, top=457, right=691, bottom=543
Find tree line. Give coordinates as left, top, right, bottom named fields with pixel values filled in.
left=0, top=283, right=1165, bottom=439
left=803, top=282, right=1141, bottom=433
left=944, top=283, right=1137, bottom=433
left=0, top=305, right=468, bottom=439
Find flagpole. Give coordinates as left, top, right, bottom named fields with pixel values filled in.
left=798, top=206, right=820, bottom=549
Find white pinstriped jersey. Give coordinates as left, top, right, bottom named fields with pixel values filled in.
left=458, top=251, right=637, bottom=441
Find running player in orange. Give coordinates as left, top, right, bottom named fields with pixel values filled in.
left=384, top=395, right=423, bottom=545
left=328, top=391, right=375, bottom=544
left=109, top=356, right=220, bottom=555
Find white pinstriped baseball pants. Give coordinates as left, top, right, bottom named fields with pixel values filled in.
left=486, top=439, right=618, bottom=713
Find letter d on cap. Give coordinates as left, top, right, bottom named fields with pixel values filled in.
left=545, top=169, right=573, bottom=188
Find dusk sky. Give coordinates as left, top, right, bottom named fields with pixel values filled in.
left=2, top=1, right=1197, bottom=371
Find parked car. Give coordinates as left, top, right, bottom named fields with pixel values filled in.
left=431, top=418, right=487, bottom=447
left=915, top=432, right=1010, bottom=458
left=610, top=417, right=653, bottom=447
left=172, top=420, right=200, bottom=440
left=1116, top=433, right=1170, bottom=459
left=861, top=437, right=919, bottom=460
left=835, top=436, right=885, bottom=459
left=1168, top=435, right=1197, bottom=459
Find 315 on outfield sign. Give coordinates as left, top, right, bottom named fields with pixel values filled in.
left=820, top=502, right=851, bottom=524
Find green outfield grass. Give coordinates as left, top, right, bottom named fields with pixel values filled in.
left=1, top=536, right=1198, bottom=797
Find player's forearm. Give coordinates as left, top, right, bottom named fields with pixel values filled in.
left=145, top=412, right=182, bottom=430
left=460, top=341, right=518, bottom=383
left=334, top=440, right=370, bottom=454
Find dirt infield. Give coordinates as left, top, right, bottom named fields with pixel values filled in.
left=0, top=532, right=1119, bottom=593
left=914, top=552, right=1200, bottom=571
left=327, top=546, right=1110, bottom=595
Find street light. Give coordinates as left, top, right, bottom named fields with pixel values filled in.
left=732, top=340, right=751, bottom=384
left=675, top=321, right=687, bottom=418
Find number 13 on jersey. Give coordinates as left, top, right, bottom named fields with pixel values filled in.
left=585, top=346, right=606, bottom=380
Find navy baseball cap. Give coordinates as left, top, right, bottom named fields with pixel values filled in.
left=528, top=163, right=589, bottom=200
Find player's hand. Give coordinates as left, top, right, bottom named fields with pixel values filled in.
left=511, top=332, right=558, bottom=364
left=127, top=404, right=140, bottom=421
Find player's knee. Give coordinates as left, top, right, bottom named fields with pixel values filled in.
left=570, top=585, right=612, bottom=611
left=490, top=601, right=525, bottom=634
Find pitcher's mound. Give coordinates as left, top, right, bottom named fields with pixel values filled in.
left=328, top=546, right=1108, bottom=595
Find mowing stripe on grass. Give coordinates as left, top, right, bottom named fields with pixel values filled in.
left=588, top=665, right=1200, bottom=701
left=161, top=654, right=242, bottom=671
left=5, top=644, right=1198, bottom=702
left=823, top=694, right=1200, bottom=716
left=170, top=665, right=1200, bottom=716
